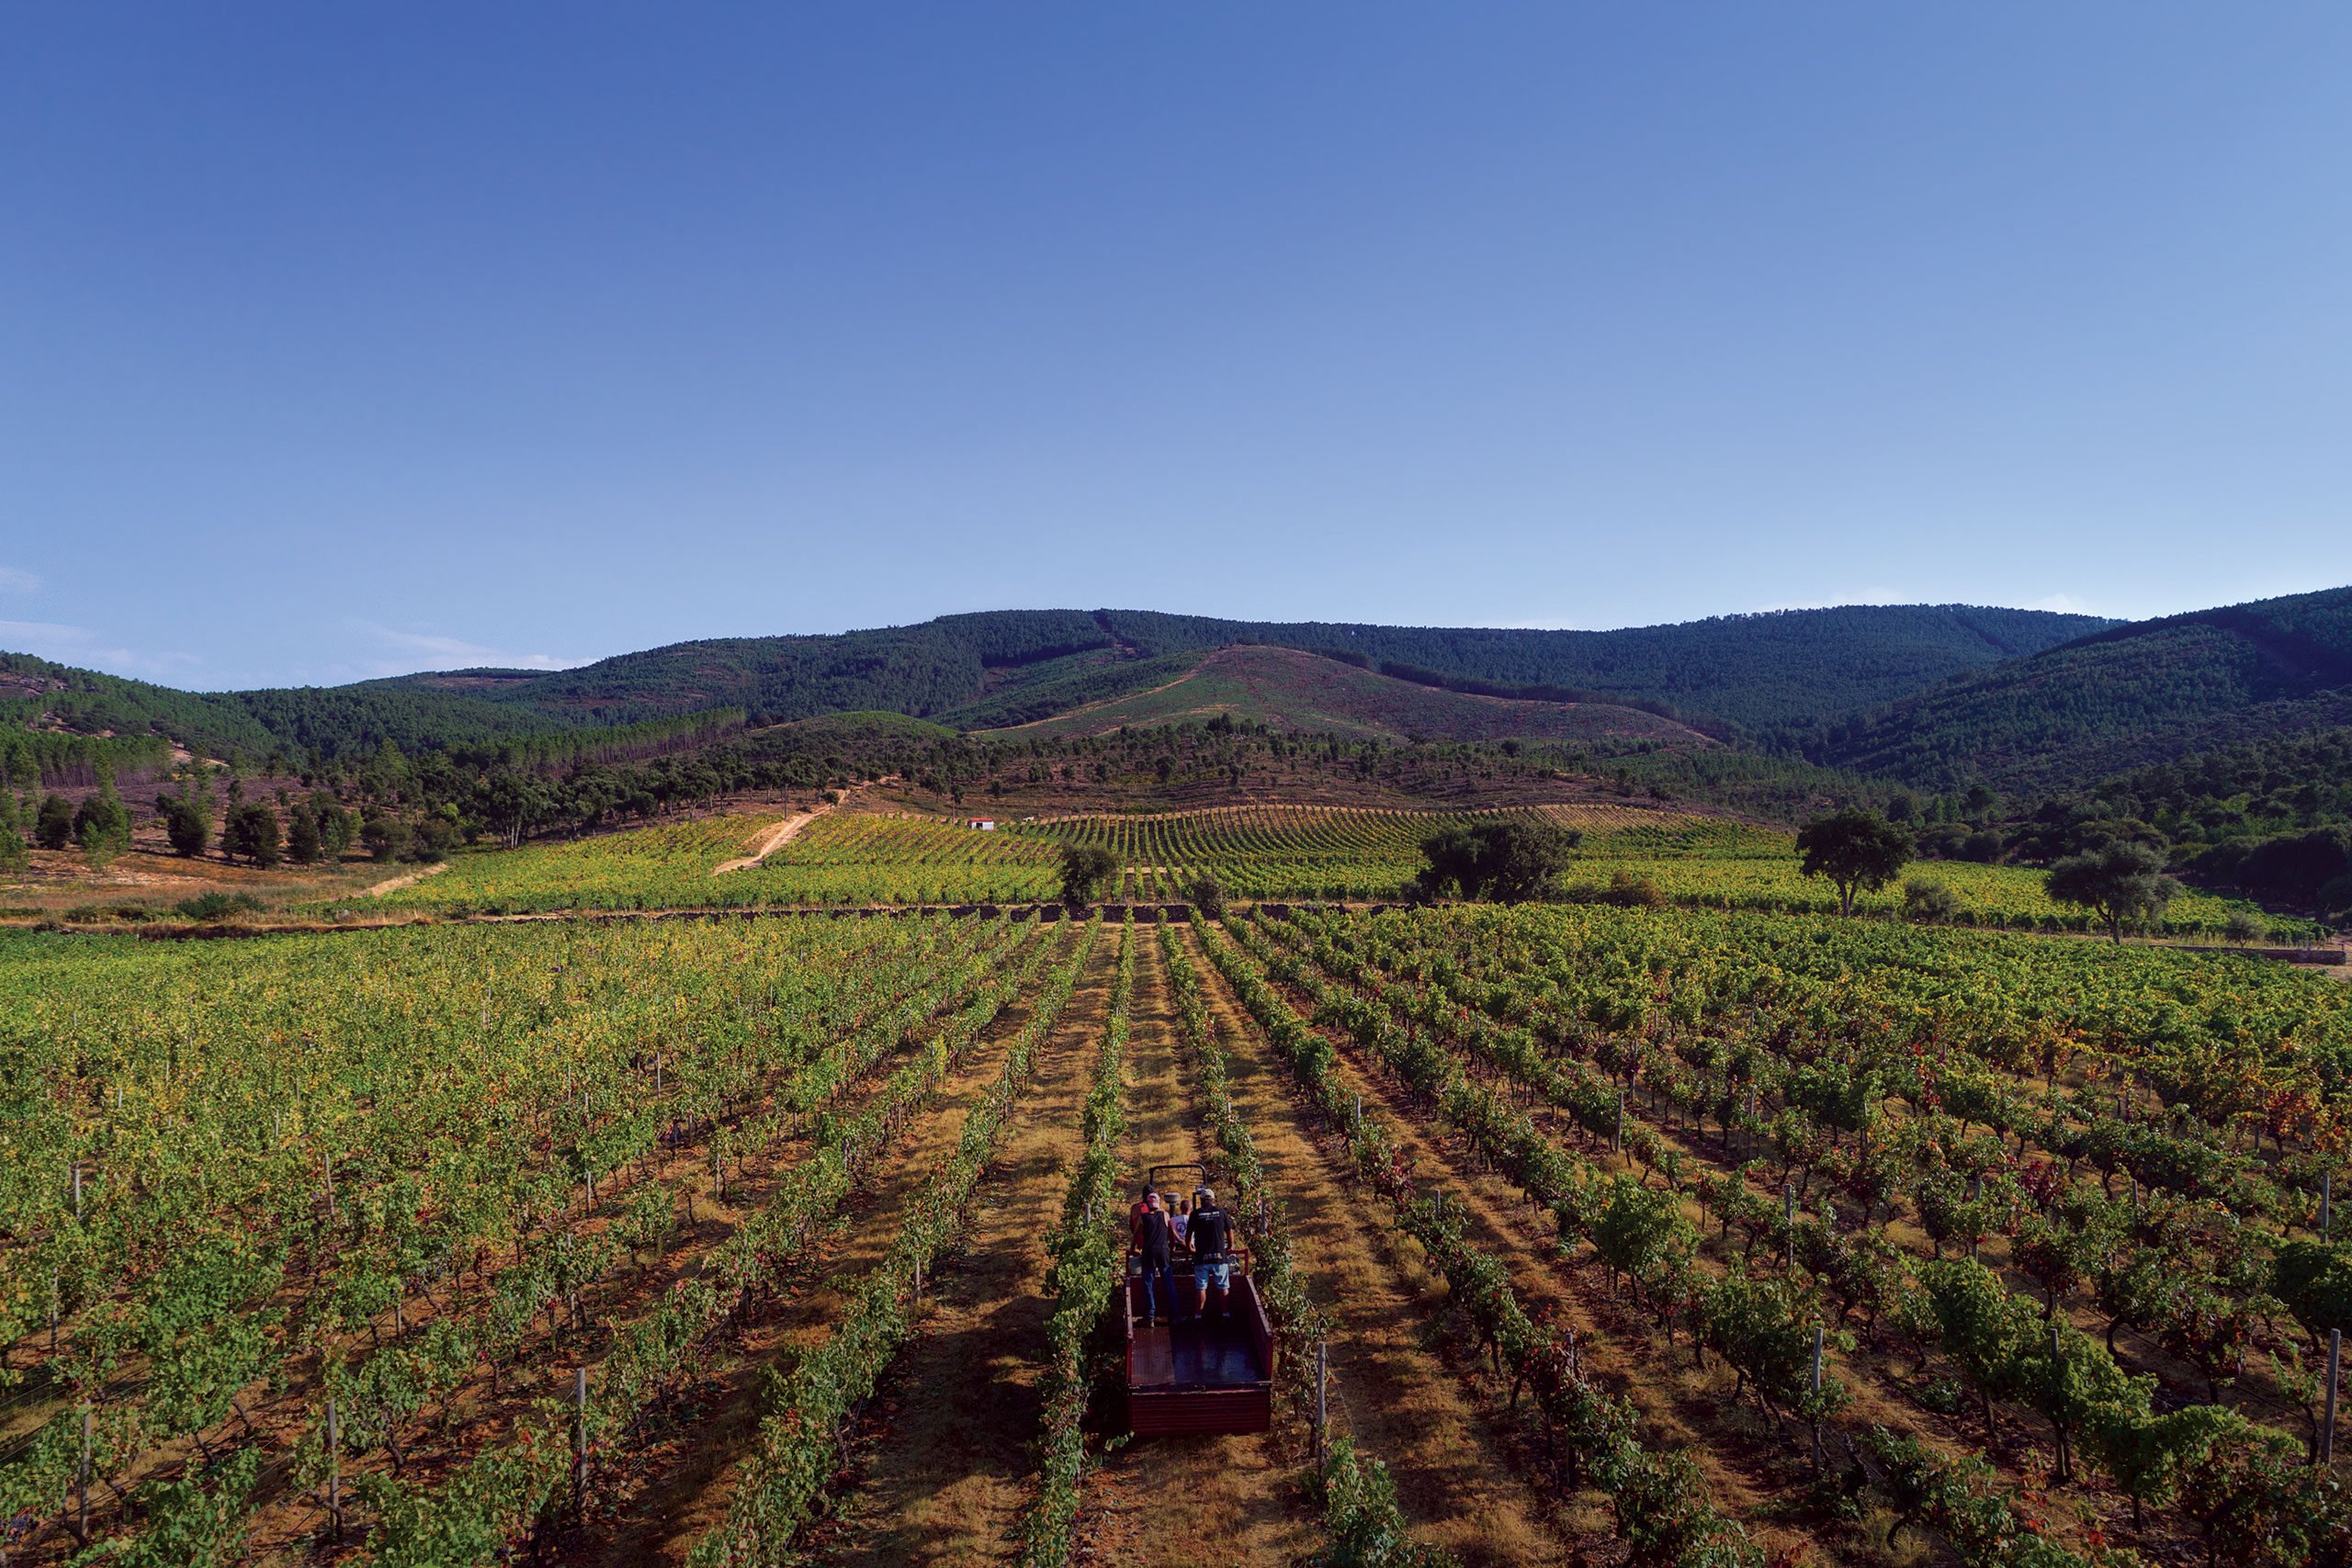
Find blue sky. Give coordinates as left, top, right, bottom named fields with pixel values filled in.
left=5, top=5, right=2349, bottom=690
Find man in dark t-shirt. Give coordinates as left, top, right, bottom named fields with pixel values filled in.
left=1189, top=1187, right=1234, bottom=1321
left=1135, top=1190, right=1179, bottom=1327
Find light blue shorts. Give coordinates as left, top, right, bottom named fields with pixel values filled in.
left=1194, top=1259, right=1232, bottom=1292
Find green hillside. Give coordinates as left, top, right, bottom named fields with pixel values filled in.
left=1099, top=604, right=2108, bottom=730
left=1813, top=585, right=2352, bottom=792
left=0, top=650, right=595, bottom=762
left=369, top=601, right=2110, bottom=734
left=0, top=602, right=2106, bottom=766
left=382, top=603, right=2105, bottom=735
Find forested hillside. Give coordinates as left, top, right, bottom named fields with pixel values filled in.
left=1812, top=586, right=2352, bottom=793
left=390, top=603, right=2105, bottom=734
left=0, top=603, right=2105, bottom=764
left=0, top=650, right=596, bottom=761
left=1097, top=604, right=2106, bottom=729
left=1976, top=724, right=2352, bottom=916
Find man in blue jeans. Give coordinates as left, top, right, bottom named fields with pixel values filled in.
left=1189, top=1186, right=1235, bottom=1322
left=1134, top=1189, right=1179, bottom=1328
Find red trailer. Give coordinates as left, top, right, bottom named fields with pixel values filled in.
left=1116, top=1163, right=1276, bottom=1437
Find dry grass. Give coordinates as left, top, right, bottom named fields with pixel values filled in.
left=0, top=844, right=394, bottom=921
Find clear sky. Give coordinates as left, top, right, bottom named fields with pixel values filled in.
left=5, top=5, right=2349, bottom=690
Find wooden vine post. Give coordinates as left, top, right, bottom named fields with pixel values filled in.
left=1808, top=1325, right=1825, bottom=1472
left=326, top=1399, right=342, bottom=1539
left=1314, top=1342, right=1329, bottom=1465
left=573, top=1366, right=590, bottom=1518
left=75, top=1406, right=91, bottom=1544
left=2326, top=1329, right=2342, bottom=1467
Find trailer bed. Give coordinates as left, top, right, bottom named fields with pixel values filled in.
left=1119, top=1274, right=1275, bottom=1436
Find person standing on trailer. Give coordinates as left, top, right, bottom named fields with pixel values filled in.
left=1127, top=1182, right=1158, bottom=1251
left=1189, top=1186, right=1235, bottom=1322
left=1135, top=1190, right=1180, bottom=1328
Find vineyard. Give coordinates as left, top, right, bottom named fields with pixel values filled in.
left=361, top=802, right=2293, bottom=938
left=4, top=881, right=2351, bottom=1567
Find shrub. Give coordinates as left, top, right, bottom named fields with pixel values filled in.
left=1186, top=873, right=1227, bottom=919
left=1902, top=879, right=1962, bottom=924
left=2222, top=910, right=2267, bottom=943
left=64, top=903, right=153, bottom=923
left=1603, top=870, right=1667, bottom=909
left=175, top=892, right=266, bottom=921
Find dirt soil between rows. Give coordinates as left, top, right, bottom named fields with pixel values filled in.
left=560, top=927, right=1102, bottom=1568
left=1068, top=933, right=1318, bottom=1568
left=1158, top=928, right=1595, bottom=1568
left=803, top=931, right=1119, bottom=1566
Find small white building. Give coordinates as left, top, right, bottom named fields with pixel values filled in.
left=967, top=818, right=997, bottom=830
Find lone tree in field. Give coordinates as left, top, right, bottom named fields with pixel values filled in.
left=1058, top=842, right=1117, bottom=907
left=2047, top=842, right=2182, bottom=943
left=157, top=793, right=209, bottom=858
left=1186, top=873, right=1227, bottom=919
left=1797, top=807, right=1914, bottom=917
left=1415, top=818, right=1579, bottom=904
left=222, top=801, right=282, bottom=868
left=36, top=792, right=74, bottom=851
left=73, top=774, right=132, bottom=868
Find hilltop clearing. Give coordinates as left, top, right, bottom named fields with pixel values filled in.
left=979, top=645, right=1714, bottom=747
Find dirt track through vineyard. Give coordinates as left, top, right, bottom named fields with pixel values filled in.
left=1068, top=935, right=1314, bottom=1568
left=1163, top=929, right=1587, bottom=1568
left=806, top=931, right=1119, bottom=1567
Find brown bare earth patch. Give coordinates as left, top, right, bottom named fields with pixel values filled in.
left=983, top=645, right=1713, bottom=750
left=362, top=861, right=448, bottom=897
left=0, top=844, right=391, bottom=918
left=712, top=791, right=843, bottom=874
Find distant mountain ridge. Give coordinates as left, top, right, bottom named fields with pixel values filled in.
left=1812, top=585, right=2352, bottom=793
left=2, top=600, right=2111, bottom=761
left=376, top=602, right=2109, bottom=735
